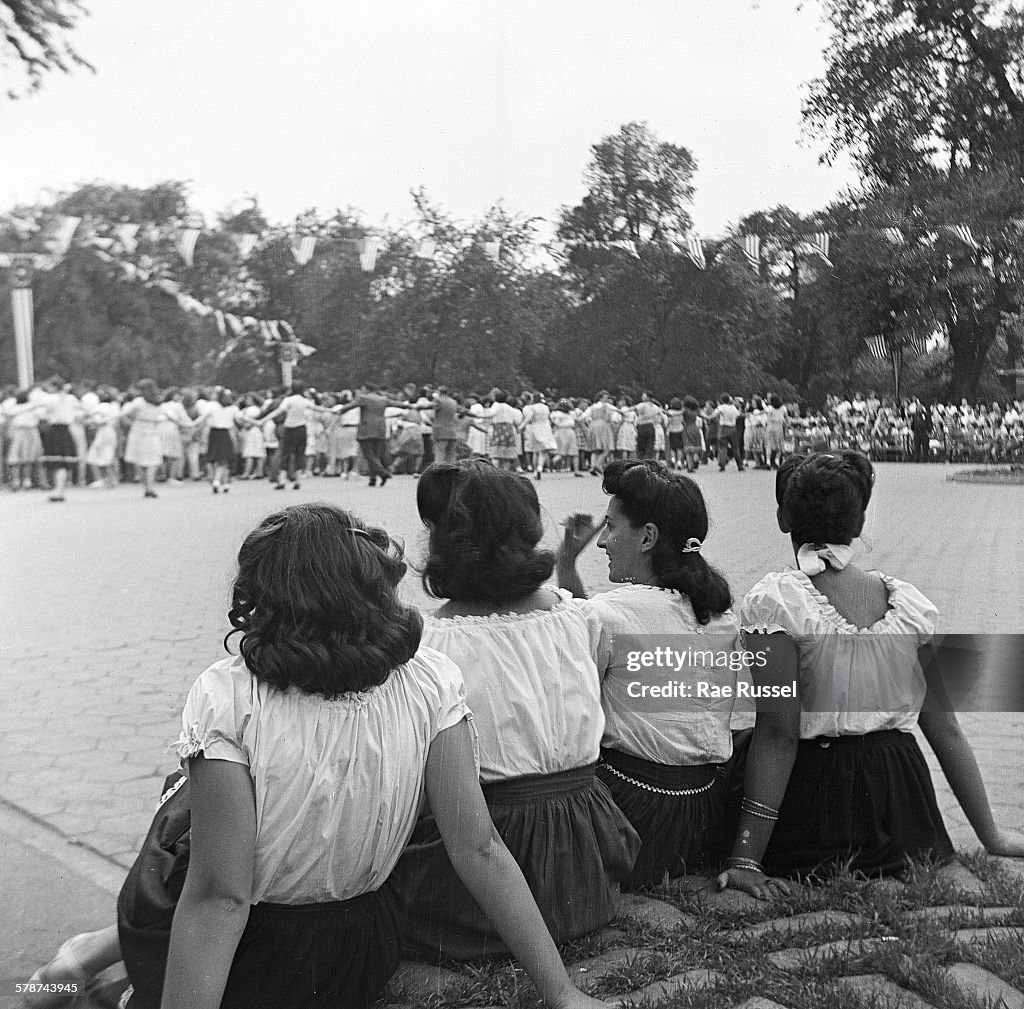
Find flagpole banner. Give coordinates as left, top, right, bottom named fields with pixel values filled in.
left=11, top=287, right=34, bottom=388
left=742, top=234, right=760, bottom=271
left=41, top=216, right=81, bottom=256
left=360, top=236, right=384, bottom=272
left=948, top=224, right=978, bottom=249
left=865, top=335, right=889, bottom=360
left=686, top=235, right=705, bottom=270
left=811, top=232, right=833, bottom=267
left=176, top=228, right=201, bottom=267
left=291, top=236, right=316, bottom=265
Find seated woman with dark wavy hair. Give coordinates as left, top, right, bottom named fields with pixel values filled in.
left=557, top=459, right=745, bottom=887
left=396, top=460, right=640, bottom=961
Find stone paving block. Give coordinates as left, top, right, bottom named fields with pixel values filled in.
left=386, top=960, right=467, bottom=999
left=615, top=892, right=696, bottom=929
left=569, top=947, right=648, bottom=986
left=951, top=926, right=1024, bottom=944
left=581, top=925, right=628, bottom=948
left=944, top=962, right=1024, bottom=1009
left=834, top=973, right=936, bottom=1008
left=766, top=937, right=899, bottom=971
left=906, top=905, right=1016, bottom=925
left=993, top=856, right=1024, bottom=893
left=44, top=810, right=101, bottom=837
left=865, top=877, right=908, bottom=899
left=932, top=861, right=988, bottom=898
left=720, top=909, right=867, bottom=942
left=1, top=750, right=58, bottom=771
left=660, top=873, right=716, bottom=896
left=697, top=885, right=767, bottom=911
left=618, top=969, right=724, bottom=1004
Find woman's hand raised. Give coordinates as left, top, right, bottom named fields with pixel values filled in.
left=558, top=513, right=600, bottom=564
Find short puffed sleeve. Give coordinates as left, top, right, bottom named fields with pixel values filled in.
left=566, top=593, right=607, bottom=676
left=740, top=572, right=813, bottom=639
left=172, top=657, right=251, bottom=769
left=888, top=577, right=939, bottom=646
left=412, top=647, right=474, bottom=735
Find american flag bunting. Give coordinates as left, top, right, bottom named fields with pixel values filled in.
left=291, top=236, right=317, bottom=265
left=685, top=235, right=706, bottom=270
left=742, top=234, right=760, bottom=271
left=176, top=228, right=201, bottom=268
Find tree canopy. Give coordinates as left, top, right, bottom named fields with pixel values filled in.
left=801, top=0, right=1024, bottom=399
left=1, top=112, right=1022, bottom=402
left=1, top=0, right=91, bottom=98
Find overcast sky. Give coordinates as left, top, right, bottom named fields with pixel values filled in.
left=0, top=0, right=858, bottom=238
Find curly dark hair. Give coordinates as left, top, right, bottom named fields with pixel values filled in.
left=225, top=503, right=422, bottom=697
left=417, top=460, right=555, bottom=603
left=775, top=451, right=874, bottom=546
left=602, top=460, right=732, bottom=624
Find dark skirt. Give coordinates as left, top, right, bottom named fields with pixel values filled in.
left=598, top=748, right=727, bottom=888
left=206, top=427, right=236, bottom=465
left=763, top=729, right=954, bottom=878
left=394, top=763, right=640, bottom=961
left=119, top=773, right=403, bottom=1009
left=41, top=423, right=77, bottom=464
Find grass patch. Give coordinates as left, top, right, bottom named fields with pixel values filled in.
left=384, top=856, right=1024, bottom=1008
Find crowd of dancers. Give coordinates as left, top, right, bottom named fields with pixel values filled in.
left=25, top=452, right=1024, bottom=1009
left=6, top=376, right=1020, bottom=502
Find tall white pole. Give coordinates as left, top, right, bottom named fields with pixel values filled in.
left=10, top=255, right=36, bottom=388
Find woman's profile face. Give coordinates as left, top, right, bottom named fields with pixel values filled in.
left=597, top=497, right=648, bottom=584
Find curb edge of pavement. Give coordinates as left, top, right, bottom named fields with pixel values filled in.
left=0, top=797, right=123, bottom=897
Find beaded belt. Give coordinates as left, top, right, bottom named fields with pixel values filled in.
left=599, top=759, right=721, bottom=797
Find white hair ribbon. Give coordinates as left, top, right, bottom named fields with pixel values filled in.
left=796, top=543, right=856, bottom=576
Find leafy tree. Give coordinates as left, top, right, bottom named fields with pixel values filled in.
left=2, top=0, right=91, bottom=98
left=555, top=122, right=788, bottom=399
left=361, top=193, right=559, bottom=390
left=804, top=0, right=1024, bottom=397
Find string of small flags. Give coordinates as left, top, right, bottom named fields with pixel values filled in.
left=83, top=241, right=315, bottom=357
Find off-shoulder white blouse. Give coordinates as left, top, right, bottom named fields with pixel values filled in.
left=422, top=588, right=604, bottom=783
left=740, top=570, right=938, bottom=739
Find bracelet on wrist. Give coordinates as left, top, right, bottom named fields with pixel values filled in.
left=726, top=856, right=765, bottom=874
left=741, top=798, right=780, bottom=822
left=741, top=796, right=780, bottom=816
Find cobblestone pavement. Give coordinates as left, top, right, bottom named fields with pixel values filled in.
left=1, top=463, right=1021, bottom=874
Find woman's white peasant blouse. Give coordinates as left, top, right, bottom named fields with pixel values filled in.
left=173, top=647, right=473, bottom=904
left=740, top=570, right=938, bottom=739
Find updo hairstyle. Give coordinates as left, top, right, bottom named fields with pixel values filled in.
left=602, top=459, right=732, bottom=624
left=417, top=460, right=555, bottom=603
left=775, top=451, right=874, bottom=546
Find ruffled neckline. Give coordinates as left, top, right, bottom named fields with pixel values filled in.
left=606, top=583, right=683, bottom=596
left=793, top=570, right=903, bottom=633
left=426, top=594, right=574, bottom=627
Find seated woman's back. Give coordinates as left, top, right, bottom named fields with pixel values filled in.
left=397, top=461, right=639, bottom=960
left=425, top=588, right=603, bottom=782
left=809, top=566, right=891, bottom=630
